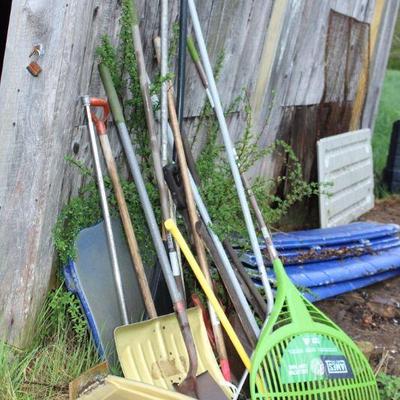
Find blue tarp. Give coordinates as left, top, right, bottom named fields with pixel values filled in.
left=245, top=222, right=400, bottom=299
left=242, top=235, right=400, bottom=266
left=265, top=222, right=399, bottom=250
left=304, top=270, right=400, bottom=302
left=248, top=247, right=400, bottom=287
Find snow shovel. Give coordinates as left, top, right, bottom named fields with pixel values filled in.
left=74, top=374, right=196, bottom=400
left=99, top=64, right=228, bottom=399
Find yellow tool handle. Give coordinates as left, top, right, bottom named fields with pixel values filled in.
left=165, top=219, right=252, bottom=371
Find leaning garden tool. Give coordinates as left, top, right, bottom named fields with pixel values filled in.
left=145, top=42, right=259, bottom=342
left=150, top=56, right=259, bottom=343
left=166, top=219, right=266, bottom=395
left=173, top=0, right=200, bottom=185
left=176, top=0, right=188, bottom=127
left=81, top=95, right=129, bottom=326
left=99, top=64, right=227, bottom=400
left=186, top=35, right=214, bottom=108
left=159, top=0, right=185, bottom=296
left=249, top=227, right=380, bottom=398
left=64, top=218, right=160, bottom=364
left=70, top=363, right=195, bottom=400
left=130, top=0, right=181, bottom=297
left=187, top=0, right=274, bottom=315
left=166, top=219, right=252, bottom=370
left=195, top=220, right=258, bottom=346
left=223, top=240, right=267, bottom=321
left=77, top=376, right=196, bottom=400
left=154, top=35, right=231, bottom=383
left=89, top=97, right=157, bottom=320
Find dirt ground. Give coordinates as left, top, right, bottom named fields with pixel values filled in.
left=317, top=195, right=400, bottom=376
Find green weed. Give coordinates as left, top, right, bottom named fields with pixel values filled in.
left=0, top=286, right=100, bottom=400
left=195, top=91, right=322, bottom=242
left=377, top=373, right=400, bottom=400
left=373, top=69, right=400, bottom=196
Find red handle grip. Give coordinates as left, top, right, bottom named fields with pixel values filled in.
left=89, top=97, right=110, bottom=135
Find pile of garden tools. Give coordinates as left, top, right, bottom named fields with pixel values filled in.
left=70, top=1, right=380, bottom=399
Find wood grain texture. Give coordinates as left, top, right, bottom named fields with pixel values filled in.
left=0, top=0, right=122, bottom=346
left=0, top=0, right=398, bottom=345
left=362, top=0, right=400, bottom=129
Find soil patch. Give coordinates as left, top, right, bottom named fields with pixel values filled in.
left=317, top=195, right=400, bottom=375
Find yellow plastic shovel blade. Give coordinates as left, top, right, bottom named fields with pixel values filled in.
left=114, top=307, right=231, bottom=398
left=77, top=375, right=195, bottom=400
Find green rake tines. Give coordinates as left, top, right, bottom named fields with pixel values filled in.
left=250, top=258, right=380, bottom=400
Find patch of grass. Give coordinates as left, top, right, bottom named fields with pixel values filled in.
left=387, top=16, right=400, bottom=70
left=0, top=285, right=100, bottom=400
left=373, top=69, right=400, bottom=196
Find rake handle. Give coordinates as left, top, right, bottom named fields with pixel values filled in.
left=166, top=219, right=252, bottom=371
left=223, top=239, right=268, bottom=320
left=196, top=220, right=257, bottom=347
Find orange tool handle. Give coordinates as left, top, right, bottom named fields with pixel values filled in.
left=89, top=97, right=110, bottom=135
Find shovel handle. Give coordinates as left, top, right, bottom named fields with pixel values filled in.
left=98, top=65, right=125, bottom=124
left=165, top=219, right=251, bottom=371
left=166, top=220, right=268, bottom=396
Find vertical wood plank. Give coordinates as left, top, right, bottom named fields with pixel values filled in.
left=0, top=0, right=122, bottom=346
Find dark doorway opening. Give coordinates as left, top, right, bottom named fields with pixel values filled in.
left=1, top=0, right=13, bottom=79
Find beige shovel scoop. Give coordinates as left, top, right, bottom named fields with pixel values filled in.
left=114, top=307, right=232, bottom=398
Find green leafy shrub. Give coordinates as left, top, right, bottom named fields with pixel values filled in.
left=195, top=91, right=322, bottom=241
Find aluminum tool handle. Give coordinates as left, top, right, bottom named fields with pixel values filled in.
left=81, top=95, right=129, bottom=325
left=188, top=0, right=274, bottom=314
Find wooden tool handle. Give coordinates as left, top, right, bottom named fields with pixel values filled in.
left=99, top=134, right=157, bottom=319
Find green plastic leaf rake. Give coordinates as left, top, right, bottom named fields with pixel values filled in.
left=250, top=258, right=380, bottom=399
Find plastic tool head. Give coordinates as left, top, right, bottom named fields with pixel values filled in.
left=250, top=258, right=380, bottom=400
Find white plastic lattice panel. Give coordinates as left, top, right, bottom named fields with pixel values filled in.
left=317, top=129, right=374, bottom=228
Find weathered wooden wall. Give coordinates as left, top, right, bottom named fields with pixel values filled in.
left=0, top=0, right=123, bottom=346
left=0, top=0, right=398, bottom=346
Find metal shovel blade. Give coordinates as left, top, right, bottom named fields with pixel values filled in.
left=188, top=372, right=228, bottom=399
left=64, top=218, right=159, bottom=364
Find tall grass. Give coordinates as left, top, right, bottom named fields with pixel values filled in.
left=373, top=69, right=400, bottom=196
left=0, top=286, right=100, bottom=400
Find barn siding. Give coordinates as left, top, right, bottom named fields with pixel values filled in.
left=0, top=0, right=397, bottom=345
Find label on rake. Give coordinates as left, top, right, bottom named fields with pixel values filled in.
left=280, top=334, right=354, bottom=384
